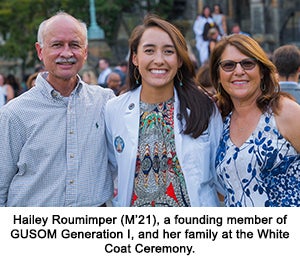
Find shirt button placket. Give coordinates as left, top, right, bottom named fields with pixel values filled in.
left=65, top=95, right=78, bottom=206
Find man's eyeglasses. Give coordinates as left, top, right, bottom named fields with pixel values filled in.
left=219, top=58, right=257, bottom=72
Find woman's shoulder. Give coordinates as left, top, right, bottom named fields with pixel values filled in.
left=106, top=88, right=139, bottom=110
left=278, top=96, right=300, bottom=118
left=275, top=96, right=300, bottom=152
left=277, top=97, right=300, bottom=128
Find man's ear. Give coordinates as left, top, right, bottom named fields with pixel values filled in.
left=35, top=42, right=43, bottom=61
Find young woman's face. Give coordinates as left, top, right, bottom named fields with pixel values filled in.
left=214, top=5, right=220, bottom=14
left=203, top=7, right=211, bottom=17
left=218, top=45, right=262, bottom=104
left=132, top=26, right=182, bottom=92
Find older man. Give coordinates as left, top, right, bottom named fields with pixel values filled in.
left=0, top=12, right=115, bottom=206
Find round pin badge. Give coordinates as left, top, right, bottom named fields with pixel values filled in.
left=128, top=103, right=135, bottom=110
left=114, top=136, right=125, bottom=153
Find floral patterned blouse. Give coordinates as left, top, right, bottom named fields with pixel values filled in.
left=131, top=97, right=191, bottom=207
left=216, top=111, right=300, bottom=207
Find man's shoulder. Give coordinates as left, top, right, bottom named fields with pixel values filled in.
left=103, top=67, right=112, bottom=74
left=83, top=83, right=115, bottom=100
left=279, top=81, right=300, bottom=90
left=2, top=88, right=38, bottom=109
left=0, top=89, right=42, bottom=125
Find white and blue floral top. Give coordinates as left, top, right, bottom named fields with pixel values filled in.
left=216, top=111, right=300, bottom=207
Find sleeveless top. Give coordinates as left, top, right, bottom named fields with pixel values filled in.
left=131, top=97, right=191, bottom=207
left=216, top=111, right=300, bottom=207
left=212, top=13, right=225, bottom=35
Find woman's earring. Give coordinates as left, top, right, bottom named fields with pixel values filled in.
left=134, top=66, right=140, bottom=84
left=260, top=80, right=266, bottom=92
left=177, top=70, right=183, bottom=87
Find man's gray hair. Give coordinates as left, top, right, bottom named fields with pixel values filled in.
left=37, top=11, right=88, bottom=48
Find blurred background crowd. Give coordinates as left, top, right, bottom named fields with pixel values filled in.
left=1, top=0, right=300, bottom=105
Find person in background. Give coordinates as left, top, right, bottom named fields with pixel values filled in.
left=230, top=23, right=250, bottom=37
left=35, top=64, right=45, bottom=72
left=6, top=74, right=23, bottom=97
left=272, top=44, right=300, bottom=104
left=97, top=57, right=112, bottom=86
left=195, top=63, right=216, bottom=96
left=208, top=27, right=221, bottom=56
left=113, top=60, right=128, bottom=87
left=0, top=73, right=14, bottom=108
left=26, top=72, right=39, bottom=89
left=0, top=11, right=115, bottom=206
left=106, top=72, right=123, bottom=96
left=212, top=4, right=227, bottom=36
left=82, top=69, right=99, bottom=85
left=210, top=34, right=300, bottom=207
left=193, top=6, right=216, bottom=66
left=105, top=14, right=223, bottom=207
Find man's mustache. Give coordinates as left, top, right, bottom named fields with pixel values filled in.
left=55, top=57, right=77, bottom=64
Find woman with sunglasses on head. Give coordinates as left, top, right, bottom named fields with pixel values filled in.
left=105, top=14, right=223, bottom=207
left=210, top=34, right=300, bottom=207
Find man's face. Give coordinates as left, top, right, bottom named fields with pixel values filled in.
left=35, top=15, right=87, bottom=83
left=99, top=59, right=108, bottom=71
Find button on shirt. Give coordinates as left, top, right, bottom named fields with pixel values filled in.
left=0, top=72, right=115, bottom=206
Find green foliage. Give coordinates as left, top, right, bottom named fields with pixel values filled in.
left=0, top=0, right=176, bottom=73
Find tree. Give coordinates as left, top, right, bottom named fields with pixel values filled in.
left=0, top=0, right=176, bottom=77
left=0, top=0, right=89, bottom=75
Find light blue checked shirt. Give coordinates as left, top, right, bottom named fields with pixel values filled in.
left=0, top=72, right=115, bottom=206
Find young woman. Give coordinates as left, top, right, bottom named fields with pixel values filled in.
left=105, top=14, right=223, bottom=207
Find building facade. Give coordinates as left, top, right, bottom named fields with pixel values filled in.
left=188, top=0, right=300, bottom=52
left=2, top=0, right=300, bottom=78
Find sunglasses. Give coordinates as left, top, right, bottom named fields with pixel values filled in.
left=219, top=58, right=257, bottom=72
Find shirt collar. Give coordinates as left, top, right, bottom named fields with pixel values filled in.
left=36, top=72, right=84, bottom=100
